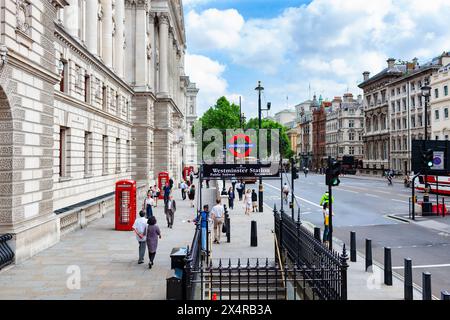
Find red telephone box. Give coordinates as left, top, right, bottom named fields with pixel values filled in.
left=158, top=172, right=170, bottom=200
left=115, top=180, right=137, bottom=231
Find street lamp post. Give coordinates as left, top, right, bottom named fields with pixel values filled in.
left=421, top=85, right=431, bottom=197
left=254, top=81, right=271, bottom=213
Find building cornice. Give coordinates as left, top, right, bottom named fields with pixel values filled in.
left=51, top=0, right=69, bottom=9
left=55, top=91, right=133, bottom=127
left=54, top=23, right=134, bottom=95
left=7, top=50, right=61, bottom=84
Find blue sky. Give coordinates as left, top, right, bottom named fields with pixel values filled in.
left=183, top=0, right=450, bottom=117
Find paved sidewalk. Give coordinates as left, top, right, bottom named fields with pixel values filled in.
left=0, top=185, right=202, bottom=300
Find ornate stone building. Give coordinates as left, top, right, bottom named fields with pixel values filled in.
left=431, top=56, right=450, bottom=142
left=325, top=94, right=364, bottom=162
left=312, top=97, right=328, bottom=170
left=0, top=0, right=198, bottom=262
left=359, top=59, right=406, bottom=175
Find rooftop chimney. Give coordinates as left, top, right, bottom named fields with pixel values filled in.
left=363, top=71, right=370, bottom=81
left=387, top=58, right=396, bottom=69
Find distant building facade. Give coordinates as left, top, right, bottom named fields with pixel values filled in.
left=431, top=59, right=450, bottom=142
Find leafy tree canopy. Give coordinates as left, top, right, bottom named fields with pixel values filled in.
left=198, top=96, right=242, bottom=131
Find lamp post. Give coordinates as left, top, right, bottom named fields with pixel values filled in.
left=255, top=81, right=271, bottom=212
left=421, top=85, right=431, bottom=196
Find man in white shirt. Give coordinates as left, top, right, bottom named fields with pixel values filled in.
left=282, top=183, right=290, bottom=204
left=211, top=198, right=225, bottom=244
left=132, top=211, right=148, bottom=264
left=180, top=181, right=187, bottom=200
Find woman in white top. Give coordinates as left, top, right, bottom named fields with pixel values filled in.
left=244, top=189, right=252, bottom=215
left=152, top=185, right=160, bottom=207
left=143, top=191, right=154, bottom=218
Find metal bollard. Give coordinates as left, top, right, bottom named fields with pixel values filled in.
left=365, top=239, right=372, bottom=272
left=441, top=291, right=450, bottom=300
left=422, top=272, right=432, bottom=300
left=226, top=214, right=231, bottom=243
left=250, top=221, right=258, bottom=247
left=404, top=258, right=413, bottom=300
left=384, top=247, right=392, bottom=286
left=314, top=227, right=321, bottom=242
left=350, top=231, right=357, bottom=262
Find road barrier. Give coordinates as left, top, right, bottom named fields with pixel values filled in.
left=384, top=247, right=392, bottom=286
left=365, top=239, right=372, bottom=272
left=404, top=258, right=413, bottom=300
left=350, top=231, right=356, bottom=262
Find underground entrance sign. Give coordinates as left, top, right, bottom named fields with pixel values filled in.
left=203, top=163, right=280, bottom=179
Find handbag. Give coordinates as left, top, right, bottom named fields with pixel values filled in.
left=222, top=223, right=227, bottom=234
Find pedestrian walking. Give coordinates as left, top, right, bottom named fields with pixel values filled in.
left=142, top=190, right=154, bottom=219
left=251, top=189, right=258, bottom=212
left=231, top=178, right=237, bottom=194
left=190, top=171, right=194, bottom=186
left=145, top=216, right=161, bottom=269
left=180, top=180, right=188, bottom=200
left=163, top=182, right=171, bottom=205
left=244, top=189, right=252, bottom=215
left=188, top=184, right=196, bottom=208
left=132, top=211, right=147, bottom=264
left=304, top=167, right=309, bottom=178
left=193, top=205, right=210, bottom=251
left=153, top=185, right=160, bottom=207
left=322, top=203, right=330, bottom=246
left=227, top=187, right=235, bottom=210
left=236, top=182, right=244, bottom=201
left=169, top=177, right=174, bottom=190
left=282, top=183, right=290, bottom=205
left=206, top=179, right=210, bottom=188
left=164, top=195, right=176, bottom=228
left=211, top=198, right=225, bottom=244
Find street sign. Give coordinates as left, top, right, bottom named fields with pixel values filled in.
left=202, top=163, right=280, bottom=179
left=434, top=151, right=444, bottom=170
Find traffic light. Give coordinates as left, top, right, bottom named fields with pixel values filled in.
left=421, top=149, right=434, bottom=169
left=326, top=158, right=341, bottom=186
left=292, top=165, right=299, bottom=180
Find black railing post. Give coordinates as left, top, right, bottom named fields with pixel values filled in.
left=350, top=231, right=356, bottom=262
left=404, top=258, right=413, bottom=300
left=340, top=244, right=349, bottom=300
left=365, top=239, right=372, bottom=272
left=384, top=247, right=392, bottom=286
left=0, top=234, right=15, bottom=270
left=422, top=272, right=432, bottom=300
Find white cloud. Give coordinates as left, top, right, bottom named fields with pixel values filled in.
left=186, top=0, right=450, bottom=115
left=184, top=53, right=229, bottom=113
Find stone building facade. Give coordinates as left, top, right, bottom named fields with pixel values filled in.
left=312, top=98, right=328, bottom=170
left=0, top=0, right=198, bottom=263
left=431, top=58, right=450, bottom=142
left=359, top=59, right=406, bottom=175
left=325, top=94, right=364, bottom=162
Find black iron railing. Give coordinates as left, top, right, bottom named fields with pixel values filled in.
left=184, top=216, right=204, bottom=300
left=274, top=206, right=348, bottom=300
left=0, top=234, right=14, bottom=270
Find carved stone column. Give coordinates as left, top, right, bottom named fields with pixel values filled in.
left=101, top=0, right=113, bottom=68
left=64, top=0, right=79, bottom=38
left=114, top=0, right=125, bottom=77
left=158, top=13, right=169, bottom=96
left=86, top=0, right=98, bottom=54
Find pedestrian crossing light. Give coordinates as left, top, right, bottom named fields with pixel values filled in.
left=292, top=165, right=299, bottom=180
left=422, top=149, right=434, bottom=169
left=326, top=158, right=341, bottom=186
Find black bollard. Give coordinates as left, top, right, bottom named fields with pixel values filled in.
left=250, top=221, right=258, bottom=247
left=422, top=272, right=432, bottom=300
left=384, top=247, right=392, bottom=286
left=441, top=291, right=450, bottom=300
left=314, top=227, right=321, bottom=242
left=404, top=258, right=413, bottom=300
left=365, top=239, right=372, bottom=272
left=350, top=231, right=357, bottom=262
left=226, top=214, right=231, bottom=243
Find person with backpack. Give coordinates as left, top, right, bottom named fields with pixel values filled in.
left=251, top=189, right=258, bottom=212
left=188, top=184, right=196, bottom=208
left=228, top=186, right=235, bottom=210
left=322, top=203, right=330, bottom=246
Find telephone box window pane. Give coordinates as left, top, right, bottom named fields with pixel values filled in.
left=119, top=191, right=130, bottom=224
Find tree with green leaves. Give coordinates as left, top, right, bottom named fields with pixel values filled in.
left=245, top=118, right=294, bottom=159
left=197, top=96, right=242, bottom=131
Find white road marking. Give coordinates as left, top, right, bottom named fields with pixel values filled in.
left=392, top=263, right=450, bottom=270
left=365, top=193, right=380, bottom=198
left=264, top=183, right=322, bottom=208
left=391, top=199, right=408, bottom=204
left=337, top=189, right=359, bottom=194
